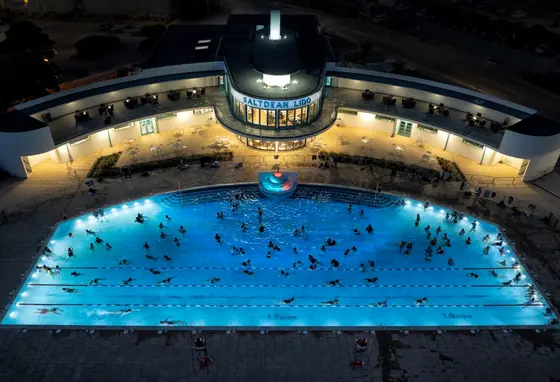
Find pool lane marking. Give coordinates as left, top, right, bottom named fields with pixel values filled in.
left=26, top=283, right=529, bottom=288
left=16, top=302, right=545, bottom=308
left=49, top=266, right=517, bottom=271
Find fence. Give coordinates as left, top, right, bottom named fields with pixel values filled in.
left=464, top=174, right=523, bottom=187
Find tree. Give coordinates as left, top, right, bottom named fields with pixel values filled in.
left=0, top=52, right=59, bottom=113
left=0, top=21, right=57, bottom=59
left=75, top=35, right=122, bottom=59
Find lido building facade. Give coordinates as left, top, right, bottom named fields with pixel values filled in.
left=0, top=11, right=559, bottom=182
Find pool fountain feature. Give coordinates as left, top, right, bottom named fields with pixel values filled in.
left=258, top=171, right=298, bottom=198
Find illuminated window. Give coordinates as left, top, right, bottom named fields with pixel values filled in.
left=295, top=108, right=302, bottom=125
left=309, top=102, right=317, bottom=119
left=237, top=101, right=245, bottom=119
left=247, top=106, right=253, bottom=123
left=260, top=109, right=267, bottom=126
left=279, top=111, right=287, bottom=127
left=252, top=107, right=259, bottom=125
left=302, top=107, right=308, bottom=123
left=462, top=138, right=484, bottom=150
left=267, top=110, right=276, bottom=127
left=287, top=110, right=295, bottom=126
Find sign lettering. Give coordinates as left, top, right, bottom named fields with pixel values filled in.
left=231, top=87, right=322, bottom=110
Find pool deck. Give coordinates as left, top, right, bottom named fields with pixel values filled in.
left=0, top=166, right=560, bottom=381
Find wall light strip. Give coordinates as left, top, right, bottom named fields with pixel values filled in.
left=70, top=136, right=91, bottom=146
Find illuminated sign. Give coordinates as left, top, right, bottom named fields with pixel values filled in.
left=231, top=87, right=322, bottom=110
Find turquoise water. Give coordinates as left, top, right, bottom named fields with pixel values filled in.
left=1, top=185, right=554, bottom=328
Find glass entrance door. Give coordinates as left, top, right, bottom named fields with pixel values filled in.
left=397, top=120, right=412, bottom=137
left=140, top=118, right=155, bottom=135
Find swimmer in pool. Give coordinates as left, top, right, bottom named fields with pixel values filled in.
left=308, top=255, right=319, bottom=265
left=36, top=308, right=63, bottom=315
left=68, top=232, right=73, bottom=238
left=89, top=243, right=94, bottom=250
left=503, top=280, right=513, bottom=286
left=158, top=277, right=175, bottom=285
left=207, top=277, right=220, bottom=284
left=173, top=237, right=179, bottom=243
left=352, top=246, right=357, bottom=252
left=266, top=252, right=273, bottom=259
left=344, top=249, right=350, bottom=256
left=497, top=260, right=507, bottom=267
left=89, top=278, right=105, bottom=285
left=416, top=214, right=421, bottom=223
left=437, top=246, right=444, bottom=255
left=377, top=298, right=389, bottom=307
left=105, top=243, right=112, bottom=249
left=160, top=318, right=185, bottom=326
left=293, top=247, right=298, bottom=255
left=359, top=209, right=364, bottom=217
left=415, top=297, right=428, bottom=306
left=163, top=255, right=172, bottom=261
left=465, top=237, right=472, bottom=245
left=241, top=223, right=248, bottom=233
left=368, top=260, right=375, bottom=269
left=364, top=277, right=378, bottom=284
left=326, top=279, right=341, bottom=286
left=347, top=205, right=352, bottom=213
left=71, top=271, right=82, bottom=277
left=165, top=215, right=171, bottom=221
left=279, top=270, right=290, bottom=277
left=483, top=234, right=490, bottom=242
left=259, top=225, right=265, bottom=233
left=160, top=232, right=167, bottom=239
left=143, top=242, right=150, bottom=250
left=179, top=226, right=186, bottom=234
left=62, top=288, right=79, bottom=294
left=489, top=270, right=498, bottom=277
left=366, top=224, right=374, bottom=234
left=86, top=229, right=96, bottom=235
left=424, top=225, right=431, bottom=233
left=243, top=270, right=254, bottom=277
left=448, top=258, right=455, bottom=266
left=145, top=254, right=158, bottom=260
left=292, top=261, right=303, bottom=268
left=122, top=278, right=134, bottom=285
left=103, top=308, right=137, bottom=317
left=119, top=259, right=131, bottom=265
left=257, top=207, right=263, bottom=217
left=467, top=273, right=479, bottom=279
left=360, top=264, right=366, bottom=272
left=215, top=234, right=221, bottom=244
left=242, top=260, right=251, bottom=267
left=459, top=229, right=465, bottom=236
left=149, top=268, right=162, bottom=275
left=353, top=228, right=360, bottom=235
left=275, top=297, right=295, bottom=305
left=436, top=227, right=441, bottom=235
left=320, top=297, right=340, bottom=306
left=399, top=241, right=406, bottom=252
left=330, top=259, right=340, bottom=268
left=483, top=246, right=490, bottom=254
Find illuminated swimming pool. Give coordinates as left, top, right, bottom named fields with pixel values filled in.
left=1, top=184, right=555, bottom=328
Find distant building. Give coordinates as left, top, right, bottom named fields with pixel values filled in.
left=10, top=0, right=174, bottom=17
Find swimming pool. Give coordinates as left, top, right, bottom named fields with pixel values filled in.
left=2, top=184, right=555, bottom=328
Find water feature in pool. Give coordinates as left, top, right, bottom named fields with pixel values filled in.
left=2, top=185, right=555, bottom=328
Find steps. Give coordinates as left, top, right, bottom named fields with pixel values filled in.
left=160, top=185, right=395, bottom=209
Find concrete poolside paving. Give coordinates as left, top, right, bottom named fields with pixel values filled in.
left=0, top=165, right=560, bottom=381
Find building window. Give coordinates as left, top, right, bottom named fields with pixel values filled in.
left=339, top=108, right=358, bottom=115
left=247, top=106, right=253, bottom=123
left=252, top=107, right=259, bottom=125
left=287, top=109, right=295, bottom=126
left=237, top=101, right=245, bottom=119
left=462, top=138, right=484, bottom=150
left=326, top=76, right=332, bottom=87
left=278, top=139, right=306, bottom=151
left=140, top=118, right=155, bottom=135
left=267, top=110, right=276, bottom=127
left=309, top=101, right=317, bottom=119
left=417, top=125, right=438, bottom=134
left=260, top=109, right=267, bottom=126
left=279, top=110, right=287, bottom=126
left=302, top=107, right=308, bottom=123
left=295, top=108, right=302, bottom=125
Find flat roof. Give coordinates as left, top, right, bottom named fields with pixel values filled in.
left=0, top=109, right=48, bottom=133
left=507, top=114, right=560, bottom=137
left=143, top=25, right=225, bottom=69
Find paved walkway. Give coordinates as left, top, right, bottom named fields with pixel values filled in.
left=1, top=165, right=560, bottom=381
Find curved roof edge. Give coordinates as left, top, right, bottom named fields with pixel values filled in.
left=15, top=62, right=226, bottom=115
left=326, top=63, right=536, bottom=119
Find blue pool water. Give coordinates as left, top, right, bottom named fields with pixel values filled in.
left=1, top=185, right=555, bottom=328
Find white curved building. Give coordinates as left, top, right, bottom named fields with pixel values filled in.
left=0, top=11, right=559, bottom=181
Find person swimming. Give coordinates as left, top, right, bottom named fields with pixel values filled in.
left=207, top=277, right=220, bottom=284
left=470, top=221, right=477, bottom=231
left=320, top=297, right=340, bottom=306
left=347, top=205, right=352, bottom=213
left=259, top=225, right=265, bottom=233
left=353, top=228, right=360, bottom=235
left=483, top=234, right=490, bottom=242
left=398, top=241, right=406, bottom=252
left=377, top=298, right=389, bottom=307
left=215, top=234, right=221, bottom=244
left=160, top=232, right=167, bottom=239
left=158, top=277, right=175, bottom=285
left=216, top=212, right=224, bottom=219
left=105, top=243, right=112, bottom=249
left=257, top=207, right=263, bottom=217
left=489, top=270, right=498, bottom=277
left=242, top=260, right=251, bottom=267
left=430, top=238, right=437, bottom=246
left=293, top=228, right=300, bottom=236
left=243, top=270, right=254, bottom=276
left=498, top=260, right=507, bottom=267
left=437, top=246, right=444, bottom=255
left=330, top=259, right=340, bottom=268
left=364, top=277, right=378, bottom=284
left=293, top=247, right=298, bottom=255
left=266, top=252, right=273, bottom=259
left=326, top=238, right=337, bottom=246
left=465, top=237, right=472, bottom=245
left=173, top=237, right=179, bottom=243
left=415, top=297, right=428, bottom=305
left=143, top=242, right=150, bottom=250
left=344, top=249, right=350, bottom=256
left=368, top=260, right=375, bottom=269
left=424, top=225, right=431, bottom=233
left=119, top=259, right=131, bottom=265
left=89, top=278, right=105, bottom=285
left=71, top=271, right=82, bottom=277
left=459, top=229, right=465, bottom=236
left=145, top=254, right=158, bottom=260
left=122, top=278, right=134, bottom=285
left=279, top=270, right=290, bottom=277
left=36, top=308, right=63, bottom=315
left=483, top=246, right=490, bottom=254
left=308, top=255, right=319, bottom=265
left=163, top=255, right=172, bottom=261
left=292, top=261, right=303, bottom=268
left=503, top=280, right=513, bottom=286
left=89, top=243, right=94, bottom=250
left=62, top=288, right=79, bottom=293
left=352, top=246, right=357, bottom=252
left=159, top=318, right=185, bottom=326
left=366, top=224, right=374, bottom=234
left=149, top=268, right=162, bottom=275
left=179, top=226, right=186, bottom=234
left=448, top=258, right=455, bottom=266
left=436, top=227, right=441, bottom=235
left=326, top=279, right=341, bottom=286
left=275, top=297, right=295, bottom=305
left=416, top=213, right=421, bottom=223
left=86, top=229, right=96, bottom=235
left=359, top=209, right=364, bottom=217
left=467, top=273, right=479, bottom=279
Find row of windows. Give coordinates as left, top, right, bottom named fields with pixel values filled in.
left=237, top=136, right=310, bottom=151
left=233, top=99, right=319, bottom=127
